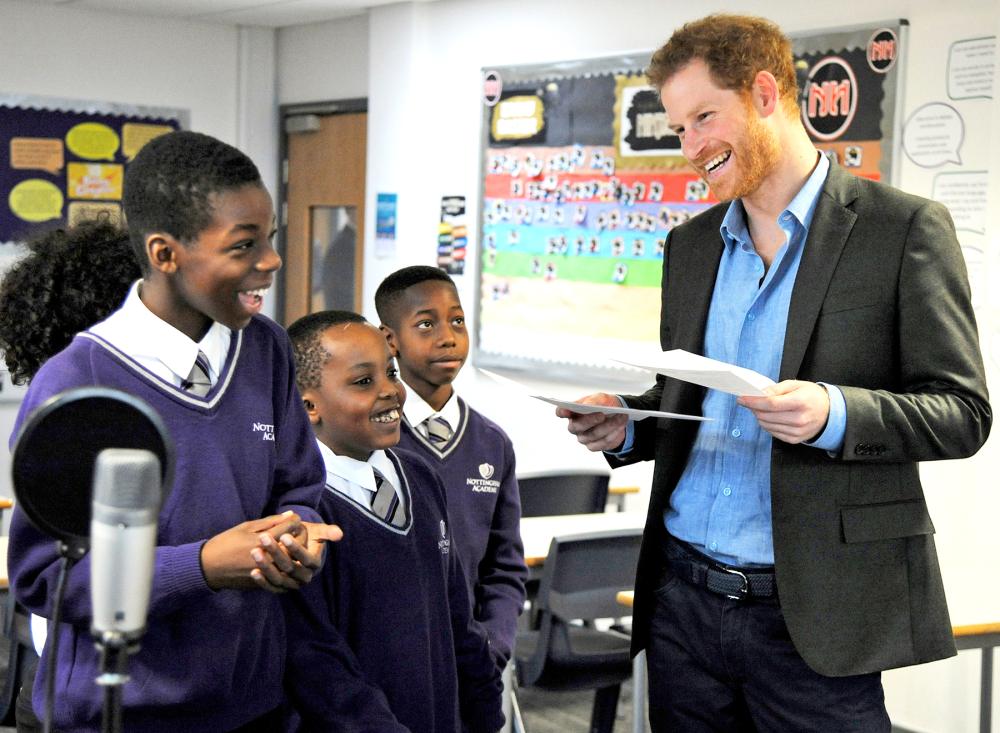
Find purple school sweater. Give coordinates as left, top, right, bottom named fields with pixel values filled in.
left=397, top=397, right=527, bottom=662
left=283, top=447, right=504, bottom=733
left=7, top=316, right=325, bottom=733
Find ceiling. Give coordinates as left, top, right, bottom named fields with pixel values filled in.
left=24, top=0, right=437, bottom=27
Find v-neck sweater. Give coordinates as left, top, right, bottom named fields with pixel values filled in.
left=7, top=315, right=325, bottom=733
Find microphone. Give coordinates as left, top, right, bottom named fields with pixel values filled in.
left=90, top=448, right=161, bottom=642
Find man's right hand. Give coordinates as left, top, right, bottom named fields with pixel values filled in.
left=555, top=392, right=629, bottom=453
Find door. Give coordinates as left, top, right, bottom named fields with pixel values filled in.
left=281, top=107, right=367, bottom=325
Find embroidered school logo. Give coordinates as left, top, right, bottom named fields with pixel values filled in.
left=252, top=422, right=275, bottom=441
left=438, top=520, right=450, bottom=554
left=467, top=463, right=501, bottom=494
left=801, top=56, right=857, bottom=142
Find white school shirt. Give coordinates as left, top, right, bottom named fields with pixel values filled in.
left=88, top=280, right=230, bottom=387
left=401, top=381, right=460, bottom=435
left=31, top=280, right=231, bottom=654
left=317, top=440, right=403, bottom=508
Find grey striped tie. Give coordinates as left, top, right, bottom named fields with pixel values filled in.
left=371, top=468, right=406, bottom=527
left=182, top=350, right=212, bottom=396
left=419, top=416, right=452, bottom=444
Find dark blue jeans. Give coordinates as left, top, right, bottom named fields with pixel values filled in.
left=646, top=572, right=892, bottom=732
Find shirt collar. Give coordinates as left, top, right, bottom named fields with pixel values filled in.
left=401, top=380, right=459, bottom=428
left=719, top=151, right=830, bottom=249
left=317, top=440, right=394, bottom=493
left=90, top=280, right=230, bottom=382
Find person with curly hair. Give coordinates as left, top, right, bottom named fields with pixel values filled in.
left=0, top=220, right=139, bottom=385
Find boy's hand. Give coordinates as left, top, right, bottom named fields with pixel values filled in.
left=200, top=513, right=303, bottom=592
left=250, top=521, right=343, bottom=592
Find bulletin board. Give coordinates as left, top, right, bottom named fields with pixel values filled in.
left=1, top=93, right=187, bottom=248
left=474, top=20, right=907, bottom=381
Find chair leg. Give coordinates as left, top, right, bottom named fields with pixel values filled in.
left=590, top=684, right=622, bottom=733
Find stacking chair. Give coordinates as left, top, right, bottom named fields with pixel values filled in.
left=517, top=470, right=610, bottom=518
left=515, top=529, right=642, bottom=733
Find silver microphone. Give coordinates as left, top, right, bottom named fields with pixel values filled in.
left=90, top=448, right=161, bottom=641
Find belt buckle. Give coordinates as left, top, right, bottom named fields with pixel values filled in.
left=720, top=566, right=748, bottom=600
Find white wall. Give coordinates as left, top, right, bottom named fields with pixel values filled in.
left=279, top=1, right=1000, bottom=730
left=277, top=14, right=370, bottom=104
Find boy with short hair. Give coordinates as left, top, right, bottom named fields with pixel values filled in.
left=8, top=130, right=337, bottom=732
left=374, top=266, right=526, bottom=668
left=284, top=310, right=504, bottom=733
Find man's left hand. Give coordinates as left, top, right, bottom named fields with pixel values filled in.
left=737, top=380, right=830, bottom=444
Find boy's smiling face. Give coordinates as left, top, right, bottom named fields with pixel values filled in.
left=304, top=322, right=406, bottom=461
left=147, top=183, right=280, bottom=341
left=383, top=280, right=468, bottom=410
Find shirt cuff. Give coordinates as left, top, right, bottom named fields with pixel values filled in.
left=605, top=395, right=634, bottom=457
left=804, top=382, right=846, bottom=454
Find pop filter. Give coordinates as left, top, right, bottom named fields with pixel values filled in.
left=11, top=387, right=174, bottom=557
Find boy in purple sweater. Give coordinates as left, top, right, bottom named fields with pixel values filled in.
left=7, top=131, right=339, bottom=732
left=375, top=266, right=526, bottom=668
left=284, top=311, right=504, bottom=733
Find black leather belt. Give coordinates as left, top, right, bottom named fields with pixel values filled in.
left=665, top=537, right=776, bottom=601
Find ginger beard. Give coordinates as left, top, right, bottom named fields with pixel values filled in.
left=695, top=97, right=783, bottom=203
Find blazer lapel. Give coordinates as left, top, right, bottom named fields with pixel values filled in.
left=668, top=207, right=725, bottom=353
left=780, top=163, right=859, bottom=379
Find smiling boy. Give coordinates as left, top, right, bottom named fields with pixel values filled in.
left=284, top=311, right=503, bottom=733
left=8, top=131, right=336, bottom=732
left=375, top=267, right=526, bottom=670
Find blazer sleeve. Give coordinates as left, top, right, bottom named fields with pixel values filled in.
left=838, top=199, right=990, bottom=461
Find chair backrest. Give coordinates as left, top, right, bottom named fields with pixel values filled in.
left=517, top=470, right=610, bottom=517
left=536, top=528, right=642, bottom=622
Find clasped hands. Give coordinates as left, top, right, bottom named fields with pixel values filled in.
left=201, top=512, right=343, bottom=594
left=557, top=380, right=830, bottom=451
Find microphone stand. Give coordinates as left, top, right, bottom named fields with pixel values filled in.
left=94, top=630, right=139, bottom=733
left=42, top=540, right=86, bottom=733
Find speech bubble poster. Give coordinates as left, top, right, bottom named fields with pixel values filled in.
left=476, top=20, right=905, bottom=378
left=1, top=95, right=187, bottom=245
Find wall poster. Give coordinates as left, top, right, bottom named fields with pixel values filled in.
left=1, top=94, right=187, bottom=250
left=474, top=20, right=906, bottom=380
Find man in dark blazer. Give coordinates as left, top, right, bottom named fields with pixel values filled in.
left=558, top=14, right=991, bottom=732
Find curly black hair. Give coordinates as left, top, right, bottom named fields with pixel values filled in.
left=0, top=220, right=139, bottom=385
left=374, top=265, right=456, bottom=328
left=123, top=130, right=262, bottom=274
left=287, top=310, right=368, bottom=392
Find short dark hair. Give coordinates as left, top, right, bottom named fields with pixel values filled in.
left=288, top=310, right=369, bottom=392
left=374, top=265, right=457, bottom=327
left=646, top=14, right=799, bottom=116
left=122, top=130, right=262, bottom=273
left=0, top=221, right=139, bottom=384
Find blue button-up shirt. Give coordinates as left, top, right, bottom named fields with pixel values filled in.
left=657, top=154, right=845, bottom=566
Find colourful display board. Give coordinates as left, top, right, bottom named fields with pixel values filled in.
left=1, top=94, right=187, bottom=245
left=474, top=21, right=905, bottom=379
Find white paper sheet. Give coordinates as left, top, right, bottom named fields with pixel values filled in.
left=613, top=349, right=775, bottom=396
left=532, top=395, right=711, bottom=422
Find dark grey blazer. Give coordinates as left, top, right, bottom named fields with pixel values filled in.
left=616, top=162, right=991, bottom=676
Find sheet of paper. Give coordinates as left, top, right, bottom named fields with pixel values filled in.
left=614, top=349, right=775, bottom=396
left=476, top=368, right=710, bottom=422
left=532, top=395, right=711, bottom=422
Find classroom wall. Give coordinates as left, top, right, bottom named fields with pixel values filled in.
left=0, top=0, right=280, bottom=503
left=277, top=14, right=369, bottom=103
left=278, top=1, right=1000, bottom=730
